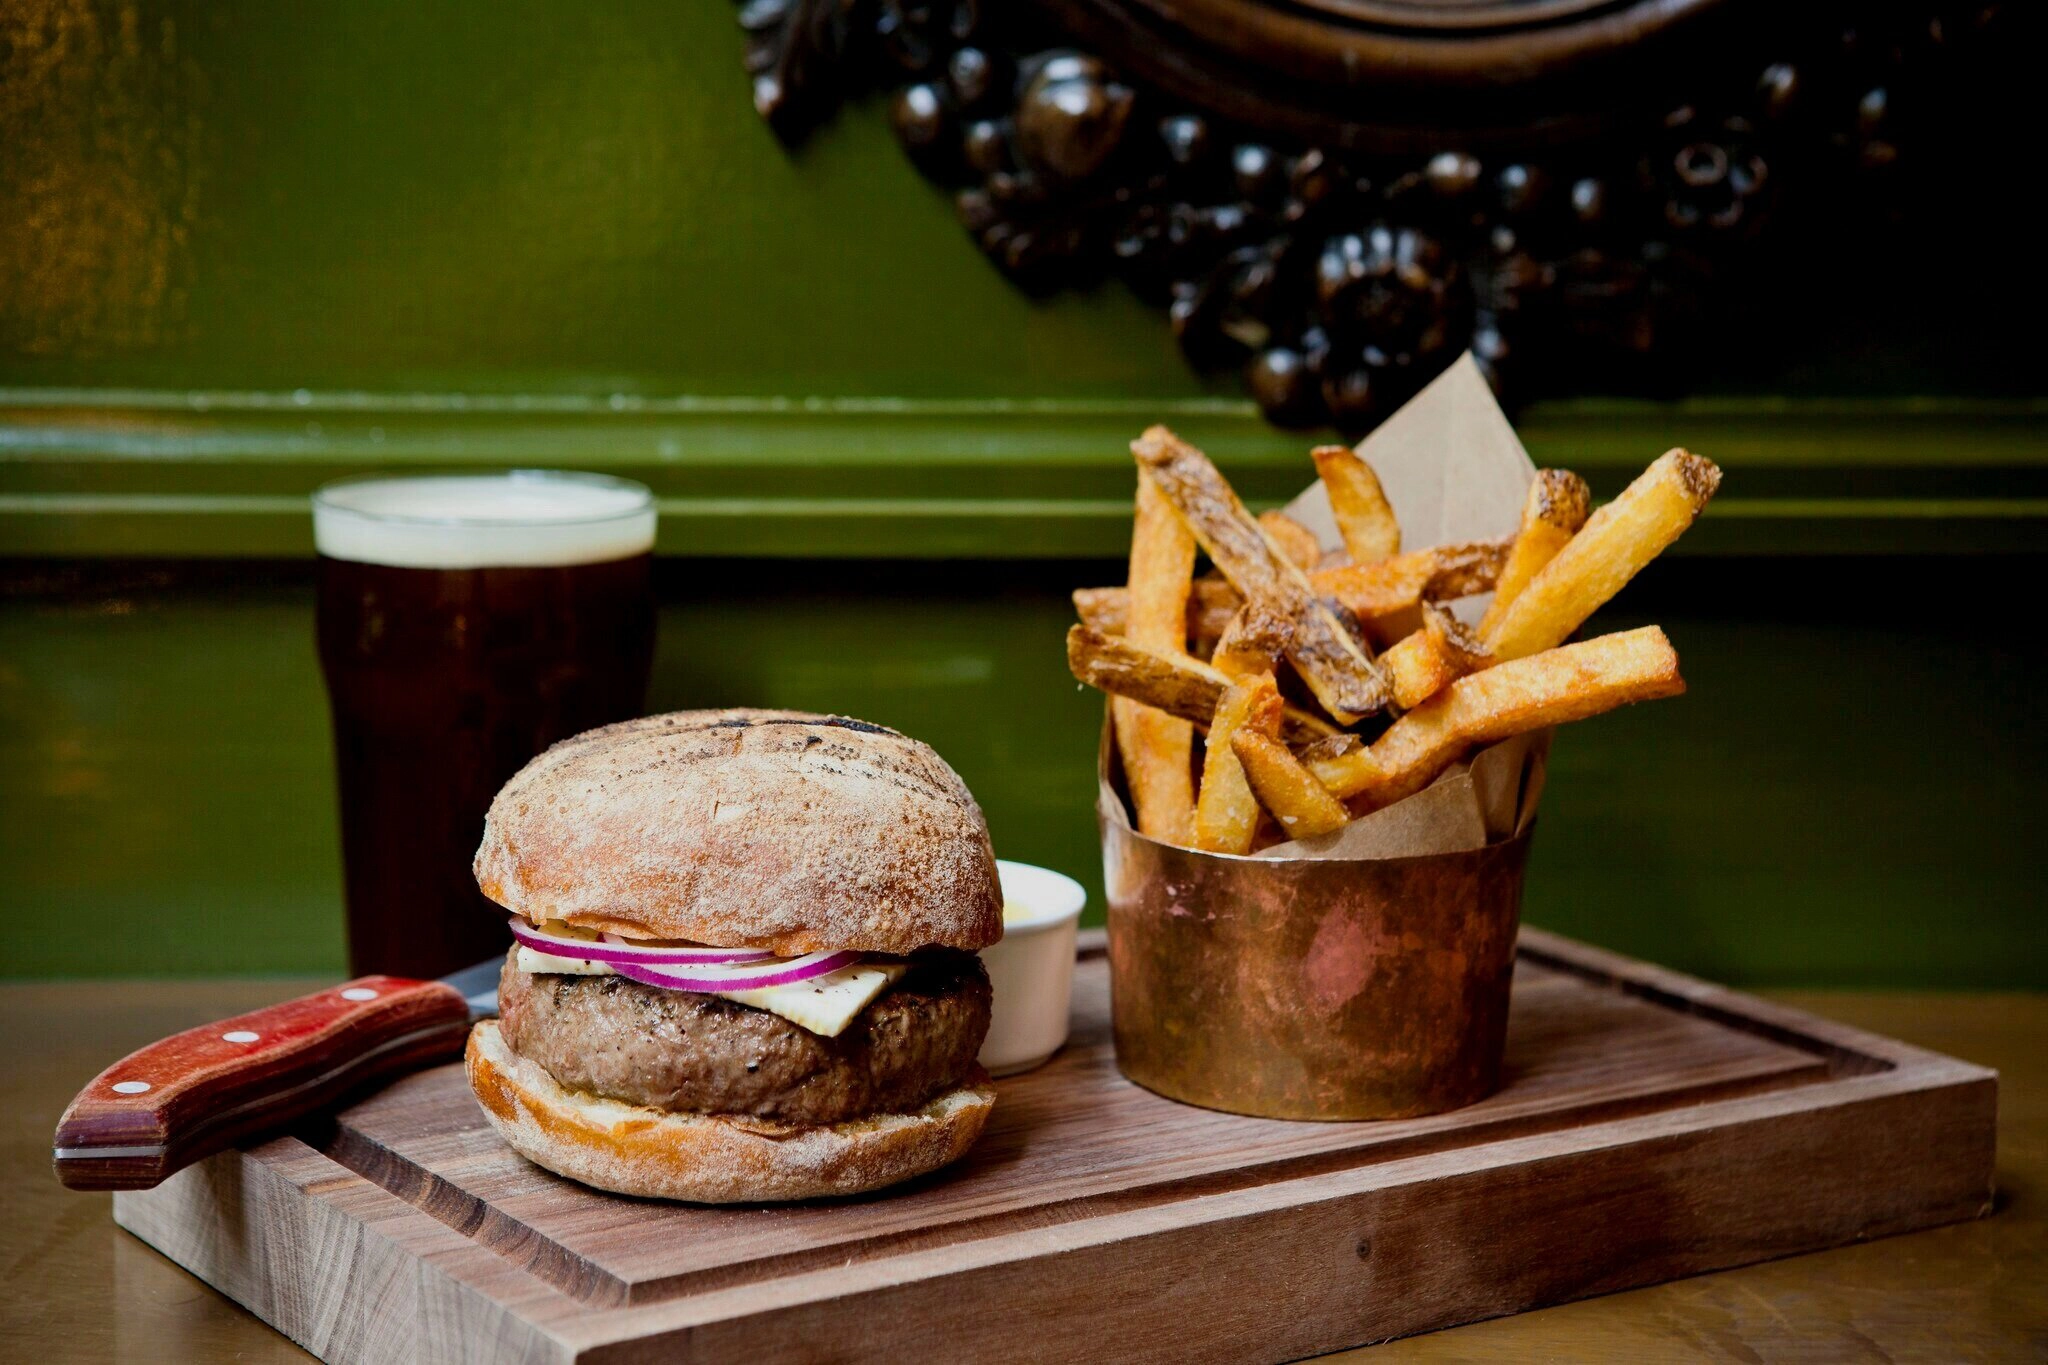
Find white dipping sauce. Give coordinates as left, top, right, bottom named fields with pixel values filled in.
left=978, top=860, right=1087, bottom=1077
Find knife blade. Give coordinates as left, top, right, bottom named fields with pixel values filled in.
left=53, top=956, right=503, bottom=1192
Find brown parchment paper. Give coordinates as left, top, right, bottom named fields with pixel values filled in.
left=1098, top=350, right=1551, bottom=862
left=1283, top=352, right=1534, bottom=559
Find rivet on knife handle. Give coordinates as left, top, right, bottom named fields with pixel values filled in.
left=52, top=975, right=472, bottom=1191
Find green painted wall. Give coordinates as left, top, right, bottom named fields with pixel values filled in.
left=4, top=556, right=2044, bottom=987
left=3, top=0, right=1200, bottom=400
left=4, top=0, right=2044, bottom=403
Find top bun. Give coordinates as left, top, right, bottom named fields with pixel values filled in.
left=475, top=709, right=1002, bottom=955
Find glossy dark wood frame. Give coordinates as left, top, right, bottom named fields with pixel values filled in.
left=1036, top=0, right=1747, bottom=148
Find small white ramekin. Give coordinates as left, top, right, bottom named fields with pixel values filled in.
left=977, top=860, right=1087, bottom=1077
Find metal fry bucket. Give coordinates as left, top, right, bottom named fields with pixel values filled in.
left=1099, top=742, right=1531, bottom=1120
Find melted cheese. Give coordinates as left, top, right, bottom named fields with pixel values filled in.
left=512, top=946, right=904, bottom=1037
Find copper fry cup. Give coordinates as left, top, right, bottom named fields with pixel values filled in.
left=1098, top=716, right=1541, bottom=1120
left=1097, top=356, right=1558, bottom=1120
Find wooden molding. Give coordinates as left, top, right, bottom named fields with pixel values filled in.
left=4, top=391, right=2045, bottom=557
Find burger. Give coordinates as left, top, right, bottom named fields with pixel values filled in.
left=463, top=708, right=1003, bottom=1202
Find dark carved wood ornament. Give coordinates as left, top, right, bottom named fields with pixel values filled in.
left=732, top=0, right=2018, bottom=431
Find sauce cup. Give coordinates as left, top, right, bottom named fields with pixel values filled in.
left=978, top=860, right=1087, bottom=1076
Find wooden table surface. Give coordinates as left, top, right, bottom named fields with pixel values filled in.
left=2, top=981, right=2042, bottom=1362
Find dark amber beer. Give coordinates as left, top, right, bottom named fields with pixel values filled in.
left=314, top=472, right=656, bottom=978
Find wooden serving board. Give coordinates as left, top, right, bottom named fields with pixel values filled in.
left=114, top=929, right=1997, bottom=1364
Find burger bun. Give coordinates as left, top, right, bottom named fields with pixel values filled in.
left=474, top=709, right=1002, bottom=955
left=465, top=1021, right=996, bottom=1203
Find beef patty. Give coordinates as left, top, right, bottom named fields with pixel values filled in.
left=496, top=949, right=991, bottom=1125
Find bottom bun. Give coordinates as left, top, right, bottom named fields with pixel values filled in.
left=465, top=1020, right=995, bottom=1203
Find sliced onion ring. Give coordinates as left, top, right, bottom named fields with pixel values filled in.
left=508, top=917, right=775, bottom=967
left=611, top=950, right=861, bottom=993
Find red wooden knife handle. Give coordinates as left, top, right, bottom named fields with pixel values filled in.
left=52, top=975, right=472, bottom=1191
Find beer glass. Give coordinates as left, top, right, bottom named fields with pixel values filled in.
left=314, top=471, right=657, bottom=978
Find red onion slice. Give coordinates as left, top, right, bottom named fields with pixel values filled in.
left=611, top=950, right=862, bottom=993
left=508, top=917, right=775, bottom=966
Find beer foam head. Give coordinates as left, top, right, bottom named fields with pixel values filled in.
left=313, top=472, right=656, bottom=569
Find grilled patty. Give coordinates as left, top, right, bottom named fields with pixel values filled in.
left=496, top=949, right=990, bottom=1125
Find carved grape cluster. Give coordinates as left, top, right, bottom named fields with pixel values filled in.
left=734, top=0, right=2014, bottom=433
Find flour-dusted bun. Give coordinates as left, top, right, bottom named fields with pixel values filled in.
left=475, top=708, right=1003, bottom=954
left=466, top=1021, right=995, bottom=1203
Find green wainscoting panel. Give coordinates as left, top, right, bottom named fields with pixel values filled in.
left=4, top=396, right=2047, bottom=557
left=3, top=557, right=2044, bottom=987
left=0, top=567, right=346, bottom=974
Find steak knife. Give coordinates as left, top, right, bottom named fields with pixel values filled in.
left=53, top=957, right=502, bottom=1192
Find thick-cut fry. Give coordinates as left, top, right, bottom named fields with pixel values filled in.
left=1124, top=470, right=1196, bottom=652
left=1294, top=732, right=1362, bottom=766
left=1379, top=602, right=1493, bottom=710
left=1210, top=602, right=1294, bottom=680
left=1232, top=731, right=1352, bottom=839
left=1072, top=536, right=1510, bottom=650
left=1310, top=554, right=1433, bottom=628
left=1114, top=470, right=1200, bottom=842
left=1477, top=469, right=1592, bottom=641
left=1112, top=700, right=1192, bottom=842
left=1317, top=537, right=1510, bottom=613
left=1192, top=673, right=1282, bottom=854
left=1416, top=538, right=1516, bottom=600
left=1311, top=446, right=1401, bottom=563
left=1305, top=536, right=1512, bottom=645
left=1309, top=625, right=1686, bottom=810
left=1074, top=579, right=1276, bottom=652
left=1132, top=426, right=1390, bottom=723
left=1068, top=626, right=1339, bottom=746
left=1256, top=510, right=1325, bottom=572
left=1485, top=451, right=1721, bottom=661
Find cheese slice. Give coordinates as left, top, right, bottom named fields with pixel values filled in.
left=715, top=961, right=905, bottom=1038
left=514, top=945, right=610, bottom=976
left=512, top=946, right=904, bottom=1038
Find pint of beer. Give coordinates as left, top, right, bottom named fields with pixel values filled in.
left=314, top=472, right=657, bottom=979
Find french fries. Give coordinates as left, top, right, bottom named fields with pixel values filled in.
left=1257, top=511, right=1325, bottom=572
left=1484, top=451, right=1720, bottom=661
left=1231, top=731, right=1351, bottom=839
left=1067, top=626, right=1339, bottom=746
left=1132, top=426, right=1390, bottom=723
left=1114, top=471, right=1200, bottom=842
left=1071, top=537, right=1512, bottom=653
left=1192, top=673, right=1283, bottom=854
left=1311, top=446, right=1400, bottom=563
left=1477, top=469, right=1591, bottom=641
left=1210, top=602, right=1294, bottom=680
left=1068, top=418, right=1704, bottom=856
left=1317, top=537, right=1513, bottom=644
left=1379, top=602, right=1492, bottom=710
left=1309, top=626, right=1686, bottom=810
left=1294, top=733, right=1363, bottom=766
